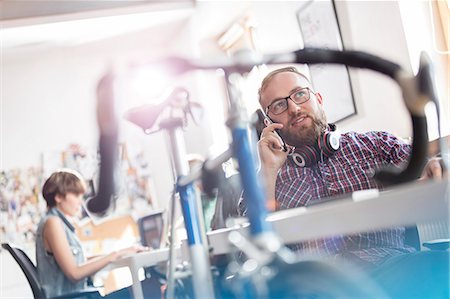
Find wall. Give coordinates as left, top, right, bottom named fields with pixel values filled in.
left=398, top=0, right=449, bottom=140
left=335, top=1, right=412, bottom=137
left=336, top=1, right=448, bottom=139
left=1, top=19, right=192, bottom=209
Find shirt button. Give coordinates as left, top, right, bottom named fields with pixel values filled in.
left=366, top=168, right=375, bottom=177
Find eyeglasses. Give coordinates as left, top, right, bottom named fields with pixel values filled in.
left=266, top=87, right=314, bottom=115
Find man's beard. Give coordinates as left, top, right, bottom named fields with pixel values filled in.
left=282, top=109, right=327, bottom=147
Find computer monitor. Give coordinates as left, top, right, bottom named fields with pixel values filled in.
left=138, top=211, right=164, bottom=249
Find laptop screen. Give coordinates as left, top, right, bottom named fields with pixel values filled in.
left=138, top=211, right=164, bottom=249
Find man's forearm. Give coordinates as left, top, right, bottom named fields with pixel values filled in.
left=261, top=166, right=278, bottom=204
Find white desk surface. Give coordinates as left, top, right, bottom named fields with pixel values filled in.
left=110, top=247, right=171, bottom=269
left=105, top=247, right=179, bottom=299
left=206, top=180, right=449, bottom=256
left=104, top=180, right=448, bottom=298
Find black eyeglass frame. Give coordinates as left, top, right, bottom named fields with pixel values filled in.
left=265, top=87, right=315, bottom=116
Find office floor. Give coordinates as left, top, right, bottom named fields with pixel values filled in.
left=1, top=247, right=33, bottom=298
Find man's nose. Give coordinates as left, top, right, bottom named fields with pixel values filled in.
left=287, top=98, right=301, bottom=115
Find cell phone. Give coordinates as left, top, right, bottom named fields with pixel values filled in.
left=256, top=109, right=288, bottom=152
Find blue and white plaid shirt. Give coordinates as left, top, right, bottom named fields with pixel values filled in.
left=241, top=131, right=416, bottom=266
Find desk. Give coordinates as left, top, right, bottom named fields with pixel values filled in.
left=106, top=247, right=178, bottom=299
left=206, top=180, right=449, bottom=255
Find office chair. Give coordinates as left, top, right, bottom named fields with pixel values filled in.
left=404, top=225, right=422, bottom=251
left=417, top=219, right=450, bottom=251
left=405, top=220, right=450, bottom=251
left=1, top=243, right=100, bottom=299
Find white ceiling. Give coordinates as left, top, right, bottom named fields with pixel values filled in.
left=0, top=1, right=301, bottom=61
left=0, top=0, right=193, bottom=22
left=0, top=1, right=195, bottom=53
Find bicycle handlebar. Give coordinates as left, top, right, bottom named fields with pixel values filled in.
left=152, top=47, right=433, bottom=186
left=86, top=73, right=119, bottom=216
left=92, top=48, right=436, bottom=217
left=292, top=49, right=433, bottom=185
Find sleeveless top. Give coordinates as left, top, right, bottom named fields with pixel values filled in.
left=36, top=208, right=87, bottom=298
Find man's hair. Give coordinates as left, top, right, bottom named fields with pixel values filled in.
left=258, top=67, right=311, bottom=105
left=42, top=169, right=86, bottom=208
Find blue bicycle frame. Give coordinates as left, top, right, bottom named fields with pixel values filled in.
left=119, top=47, right=440, bottom=299
left=158, top=115, right=215, bottom=299
left=166, top=48, right=440, bottom=298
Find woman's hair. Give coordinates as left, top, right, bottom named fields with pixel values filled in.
left=42, top=169, right=86, bottom=208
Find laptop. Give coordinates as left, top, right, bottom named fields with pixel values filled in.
left=137, top=211, right=164, bottom=249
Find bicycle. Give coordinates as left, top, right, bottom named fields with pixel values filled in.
left=88, top=47, right=447, bottom=298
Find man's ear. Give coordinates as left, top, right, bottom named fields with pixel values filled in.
left=315, top=92, right=324, bottom=105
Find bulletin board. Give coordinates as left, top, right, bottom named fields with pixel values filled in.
left=297, top=0, right=356, bottom=123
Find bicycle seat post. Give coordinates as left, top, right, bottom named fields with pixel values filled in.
left=158, top=117, right=215, bottom=299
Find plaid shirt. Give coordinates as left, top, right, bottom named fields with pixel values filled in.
left=275, top=131, right=415, bottom=266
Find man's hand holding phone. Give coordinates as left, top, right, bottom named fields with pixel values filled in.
left=258, top=121, right=289, bottom=175
left=257, top=121, right=289, bottom=208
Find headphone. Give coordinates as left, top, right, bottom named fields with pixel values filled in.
left=290, top=123, right=341, bottom=167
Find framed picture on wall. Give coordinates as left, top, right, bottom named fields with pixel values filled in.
left=297, top=0, right=356, bottom=123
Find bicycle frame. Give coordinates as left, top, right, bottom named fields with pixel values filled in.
left=162, top=117, right=215, bottom=299
left=167, top=48, right=442, bottom=297
left=95, top=47, right=443, bottom=299
left=120, top=86, right=216, bottom=298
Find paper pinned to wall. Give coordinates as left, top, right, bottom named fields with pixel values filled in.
left=297, top=0, right=356, bottom=123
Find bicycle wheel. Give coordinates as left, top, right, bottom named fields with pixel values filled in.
left=267, top=259, right=388, bottom=299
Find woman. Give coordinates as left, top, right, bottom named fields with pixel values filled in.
left=36, top=169, right=146, bottom=298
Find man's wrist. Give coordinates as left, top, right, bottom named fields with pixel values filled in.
left=261, top=165, right=279, bottom=179
left=266, top=198, right=278, bottom=212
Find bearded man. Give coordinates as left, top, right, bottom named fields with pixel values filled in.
left=255, top=66, right=444, bottom=268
